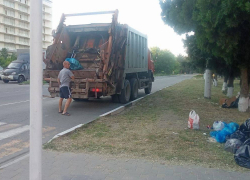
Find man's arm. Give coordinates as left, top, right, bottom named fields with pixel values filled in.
left=69, top=70, right=75, bottom=81
left=57, top=78, right=61, bottom=87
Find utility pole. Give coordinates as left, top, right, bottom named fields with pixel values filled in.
left=30, top=0, right=43, bottom=179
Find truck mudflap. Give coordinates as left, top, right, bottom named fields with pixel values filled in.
left=47, top=78, right=109, bottom=99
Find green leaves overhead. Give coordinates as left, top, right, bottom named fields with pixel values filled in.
left=160, top=0, right=250, bottom=67
left=160, top=0, right=197, bottom=34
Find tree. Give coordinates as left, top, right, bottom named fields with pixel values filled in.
left=150, top=47, right=177, bottom=74
left=0, top=48, right=16, bottom=68
left=176, top=54, right=194, bottom=74
left=160, top=0, right=250, bottom=111
left=192, top=0, right=250, bottom=110
left=1, top=48, right=8, bottom=60
left=11, top=53, right=17, bottom=60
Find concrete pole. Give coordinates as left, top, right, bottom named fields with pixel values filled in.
left=204, top=69, right=212, bottom=98
left=30, top=0, right=43, bottom=180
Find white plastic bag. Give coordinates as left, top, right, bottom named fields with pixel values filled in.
left=213, top=121, right=224, bottom=131
left=188, top=110, right=200, bottom=129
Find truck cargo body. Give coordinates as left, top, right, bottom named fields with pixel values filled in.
left=44, top=10, right=154, bottom=103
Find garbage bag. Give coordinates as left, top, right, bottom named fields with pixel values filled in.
left=234, top=144, right=250, bottom=169
left=226, top=122, right=239, bottom=134
left=215, top=129, right=232, bottom=143
left=222, top=97, right=239, bottom=108
left=244, top=138, right=250, bottom=145
left=210, top=131, right=218, bottom=138
left=224, top=139, right=243, bottom=153
left=65, top=58, right=83, bottom=70
left=213, top=121, right=225, bottom=131
left=210, top=122, right=239, bottom=143
left=228, top=130, right=249, bottom=142
left=239, top=119, right=250, bottom=137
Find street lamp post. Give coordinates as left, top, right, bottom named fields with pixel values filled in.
left=30, top=0, right=43, bottom=180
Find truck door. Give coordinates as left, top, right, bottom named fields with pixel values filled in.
left=21, top=64, right=28, bottom=80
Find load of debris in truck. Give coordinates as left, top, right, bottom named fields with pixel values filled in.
left=43, top=10, right=154, bottom=103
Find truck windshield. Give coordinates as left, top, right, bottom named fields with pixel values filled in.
left=7, top=63, right=22, bottom=69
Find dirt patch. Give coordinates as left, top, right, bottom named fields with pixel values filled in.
left=44, top=77, right=249, bottom=171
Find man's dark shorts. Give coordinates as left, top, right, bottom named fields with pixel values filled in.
left=60, top=86, right=71, bottom=99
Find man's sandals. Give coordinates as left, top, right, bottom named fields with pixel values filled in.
left=62, top=112, right=70, bottom=116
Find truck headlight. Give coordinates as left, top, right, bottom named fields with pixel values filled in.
left=12, top=72, right=16, bottom=75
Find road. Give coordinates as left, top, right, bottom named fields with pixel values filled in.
left=0, top=75, right=193, bottom=167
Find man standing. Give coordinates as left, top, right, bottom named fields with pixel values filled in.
left=57, top=61, right=75, bottom=116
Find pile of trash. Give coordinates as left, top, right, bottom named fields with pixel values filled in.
left=209, top=119, right=250, bottom=169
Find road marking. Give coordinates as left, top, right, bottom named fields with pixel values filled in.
left=0, top=140, right=21, bottom=151
left=0, top=125, right=29, bottom=141
left=0, top=124, right=20, bottom=133
left=0, top=142, right=29, bottom=159
left=0, top=100, right=30, bottom=107
left=0, top=122, right=6, bottom=126
left=0, top=153, right=29, bottom=170
left=0, top=97, right=48, bottom=107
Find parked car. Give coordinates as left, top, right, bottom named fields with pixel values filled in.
left=1, top=53, right=30, bottom=83
left=0, top=66, right=3, bottom=80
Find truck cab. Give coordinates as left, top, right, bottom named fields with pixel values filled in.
left=1, top=53, right=30, bottom=83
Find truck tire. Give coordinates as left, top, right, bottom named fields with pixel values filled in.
left=3, top=79, right=9, bottom=83
left=18, top=76, right=25, bottom=83
left=130, top=78, right=138, bottom=100
left=111, top=94, right=120, bottom=103
left=144, top=82, right=152, bottom=94
left=73, top=98, right=88, bottom=102
left=119, top=79, right=131, bottom=104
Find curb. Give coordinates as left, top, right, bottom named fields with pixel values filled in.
left=46, top=86, right=169, bottom=143
left=47, top=124, right=84, bottom=143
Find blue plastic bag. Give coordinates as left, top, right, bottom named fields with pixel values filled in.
left=210, top=122, right=239, bottom=143
left=65, top=58, right=83, bottom=70
left=227, top=122, right=239, bottom=133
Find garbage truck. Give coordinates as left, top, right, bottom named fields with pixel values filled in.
left=43, top=10, right=154, bottom=103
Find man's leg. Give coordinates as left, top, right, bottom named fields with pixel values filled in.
left=63, top=98, right=72, bottom=114
left=59, top=98, right=63, bottom=112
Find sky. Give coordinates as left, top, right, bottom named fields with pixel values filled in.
left=51, top=0, right=186, bottom=56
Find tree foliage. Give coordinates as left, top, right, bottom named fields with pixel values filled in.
left=0, top=48, right=16, bottom=68
left=176, top=55, right=194, bottom=74
left=160, top=0, right=250, bottom=100
left=150, top=47, right=179, bottom=74
left=160, top=0, right=250, bottom=68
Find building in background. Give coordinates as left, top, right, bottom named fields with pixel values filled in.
left=0, top=0, right=52, bottom=52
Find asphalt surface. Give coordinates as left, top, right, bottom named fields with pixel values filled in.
left=0, top=75, right=193, bottom=167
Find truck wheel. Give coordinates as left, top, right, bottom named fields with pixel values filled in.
left=144, top=82, right=152, bottom=94
left=18, top=76, right=25, bottom=83
left=73, top=98, right=88, bottom=102
left=111, top=94, right=120, bottom=103
left=3, top=79, right=9, bottom=83
left=119, top=79, right=131, bottom=104
left=130, top=78, right=138, bottom=100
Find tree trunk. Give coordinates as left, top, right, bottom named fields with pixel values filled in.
left=214, top=73, right=218, bottom=81
left=204, top=69, right=211, bottom=99
left=212, top=73, right=218, bottom=87
left=227, top=76, right=234, bottom=97
left=222, top=76, right=228, bottom=91
left=238, top=68, right=249, bottom=112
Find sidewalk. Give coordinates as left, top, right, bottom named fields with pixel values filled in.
left=0, top=150, right=249, bottom=180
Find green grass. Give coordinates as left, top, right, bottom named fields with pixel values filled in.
left=44, top=77, right=249, bottom=171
